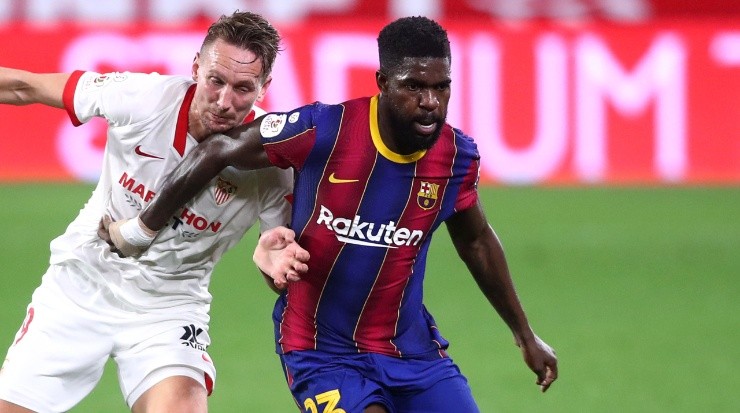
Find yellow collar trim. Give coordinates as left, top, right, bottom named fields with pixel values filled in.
left=370, top=95, right=426, bottom=163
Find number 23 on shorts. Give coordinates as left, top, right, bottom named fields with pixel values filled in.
left=303, top=389, right=346, bottom=413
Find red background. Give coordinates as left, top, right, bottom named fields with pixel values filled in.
left=1, top=1, right=738, bottom=184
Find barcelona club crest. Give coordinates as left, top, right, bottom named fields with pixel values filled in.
left=214, top=177, right=237, bottom=206
left=417, top=181, right=439, bottom=210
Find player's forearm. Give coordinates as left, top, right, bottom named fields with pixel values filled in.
left=459, top=228, right=535, bottom=343
left=140, top=136, right=230, bottom=231
left=0, top=67, right=33, bottom=104
left=0, top=67, right=67, bottom=107
left=473, top=266, right=535, bottom=344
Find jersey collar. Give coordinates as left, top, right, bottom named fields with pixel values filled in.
left=369, top=95, right=426, bottom=164
left=173, top=83, right=197, bottom=156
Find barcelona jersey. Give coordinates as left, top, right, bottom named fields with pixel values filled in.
left=261, top=96, right=480, bottom=358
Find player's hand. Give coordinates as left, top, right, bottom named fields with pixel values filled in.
left=98, top=216, right=117, bottom=251
left=98, top=215, right=157, bottom=258
left=516, top=333, right=558, bottom=392
left=254, top=226, right=310, bottom=290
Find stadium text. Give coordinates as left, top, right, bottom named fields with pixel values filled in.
left=0, top=20, right=737, bottom=184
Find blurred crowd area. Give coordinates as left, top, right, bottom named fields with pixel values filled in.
left=1, top=0, right=739, bottom=26
left=1, top=0, right=738, bottom=184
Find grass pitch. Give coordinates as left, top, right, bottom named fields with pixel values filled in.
left=0, top=184, right=738, bottom=412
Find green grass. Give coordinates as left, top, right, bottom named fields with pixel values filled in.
left=1, top=184, right=738, bottom=412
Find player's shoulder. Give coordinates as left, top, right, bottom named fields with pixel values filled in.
left=102, top=73, right=192, bottom=123
left=449, top=125, right=480, bottom=156
left=138, top=73, right=192, bottom=94
left=124, top=73, right=192, bottom=110
left=304, top=100, right=352, bottom=123
left=450, top=125, right=475, bottom=143
left=338, top=96, right=371, bottom=111
left=105, top=72, right=191, bottom=97
left=90, top=71, right=181, bottom=86
left=265, top=100, right=344, bottom=126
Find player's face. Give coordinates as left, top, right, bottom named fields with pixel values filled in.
left=377, top=56, right=451, bottom=154
left=190, top=38, right=272, bottom=139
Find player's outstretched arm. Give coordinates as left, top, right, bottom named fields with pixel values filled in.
left=105, top=118, right=273, bottom=257
left=138, top=118, right=271, bottom=232
left=0, top=67, right=69, bottom=107
left=254, top=226, right=310, bottom=292
left=445, top=203, right=558, bottom=392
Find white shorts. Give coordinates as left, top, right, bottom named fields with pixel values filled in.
left=0, top=263, right=216, bottom=412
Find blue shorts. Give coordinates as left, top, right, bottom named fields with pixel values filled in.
left=279, top=350, right=480, bottom=413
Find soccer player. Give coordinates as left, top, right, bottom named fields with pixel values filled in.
left=0, top=11, right=307, bottom=413
left=111, top=16, right=558, bottom=412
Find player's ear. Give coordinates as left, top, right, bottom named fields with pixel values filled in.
left=256, top=75, right=272, bottom=102
left=375, top=70, right=387, bottom=93
left=191, top=53, right=201, bottom=81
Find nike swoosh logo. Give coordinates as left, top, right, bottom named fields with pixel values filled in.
left=328, top=172, right=359, bottom=184
left=135, top=145, right=164, bottom=160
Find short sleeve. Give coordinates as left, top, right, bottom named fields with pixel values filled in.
left=455, top=157, right=480, bottom=212
left=62, top=71, right=168, bottom=127
left=261, top=103, right=323, bottom=171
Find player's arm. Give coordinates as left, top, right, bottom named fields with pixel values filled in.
left=0, top=67, right=69, bottom=108
left=105, top=118, right=273, bottom=255
left=254, top=226, right=310, bottom=293
left=445, top=203, right=558, bottom=392
left=140, top=118, right=272, bottom=231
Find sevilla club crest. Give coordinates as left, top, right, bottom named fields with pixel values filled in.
left=214, top=177, right=237, bottom=206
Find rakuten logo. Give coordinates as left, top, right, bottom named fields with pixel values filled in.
left=316, top=205, right=423, bottom=249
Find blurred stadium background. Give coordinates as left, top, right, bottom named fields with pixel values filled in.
left=0, top=0, right=738, bottom=411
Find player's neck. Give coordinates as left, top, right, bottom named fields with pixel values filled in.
left=374, top=103, right=394, bottom=154
left=188, top=107, right=209, bottom=142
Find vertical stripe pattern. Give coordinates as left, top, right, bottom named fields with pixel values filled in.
left=263, top=97, right=480, bottom=357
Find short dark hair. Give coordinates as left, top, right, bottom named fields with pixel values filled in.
left=377, top=16, right=451, bottom=73
left=201, top=11, right=282, bottom=82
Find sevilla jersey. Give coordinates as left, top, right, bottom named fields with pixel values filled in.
left=52, top=71, right=293, bottom=310
left=262, top=96, right=480, bottom=358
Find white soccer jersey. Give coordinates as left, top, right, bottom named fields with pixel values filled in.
left=52, top=70, right=293, bottom=310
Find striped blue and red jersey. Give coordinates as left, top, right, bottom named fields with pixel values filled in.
left=261, top=95, right=480, bottom=358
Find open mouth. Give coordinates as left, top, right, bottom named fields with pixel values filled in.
left=414, top=120, right=437, bottom=136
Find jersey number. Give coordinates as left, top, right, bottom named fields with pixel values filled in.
left=303, top=389, right=346, bottom=413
